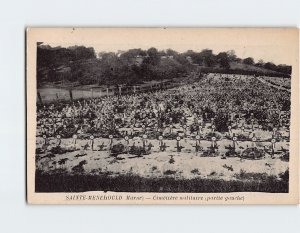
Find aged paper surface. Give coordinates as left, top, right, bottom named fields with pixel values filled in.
left=27, top=28, right=299, bottom=204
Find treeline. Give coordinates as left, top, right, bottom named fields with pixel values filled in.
left=186, top=50, right=291, bottom=76
left=37, top=45, right=193, bottom=86
left=37, top=44, right=96, bottom=68
left=242, top=57, right=292, bottom=75
left=36, top=44, right=292, bottom=87
left=82, top=48, right=194, bottom=86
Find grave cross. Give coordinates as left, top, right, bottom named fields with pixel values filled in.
left=251, top=134, right=257, bottom=148
left=41, top=124, right=45, bottom=135
left=158, top=135, right=163, bottom=145
left=183, top=125, right=187, bottom=137
left=228, top=125, right=232, bottom=136
left=142, top=134, right=147, bottom=150
left=169, top=117, right=173, bottom=133
left=42, top=135, right=47, bottom=146
left=176, top=136, right=184, bottom=152
left=271, top=138, right=276, bottom=157
left=232, top=134, right=238, bottom=150
left=56, top=135, right=61, bottom=146
left=89, top=135, right=94, bottom=150
left=211, top=136, right=217, bottom=148
left=109, top=135, right=113, bottom=149
left=198, top=125, right=203, bottom=135
left=241, top=125, right=245, bottom=133
left=154, top=123, right=159, bottom=132
left=160, top=142, right=168, bottom=152
left=72, top=134, right=77, bottom=146
left=124, top=136, right=129, bottom=154
left=194, top=135, right=201, bottom=152
left=272, top=128, right=277, bottom=137
left=130, top=125, right=134, bottom=136
left=211, top=125, right=215, bottom=133
left=251, top=119, right=255, bottom=131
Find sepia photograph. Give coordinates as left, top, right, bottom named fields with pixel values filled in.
left=26, top=28, right=299, bottom=204
left=2, top=0, right=300, bottom=232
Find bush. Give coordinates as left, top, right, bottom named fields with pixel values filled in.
left=241, top=148, right=265, bottom=160
left=214, top=113, right=229, bottom=132
left=164, top=170, right=177, bottom=175
left=234, top=169, right=269, bottom=180
left=72, top=160, right=87, bottom=173
left=169, top=157, right=175, bottom=164
left=191, top=169, right=200, bottom=175
left=129, top=144, right=149, bottom=156
left=225, top=147, right=239, bottom=157
left=280, top=151, right=289, bottom=162
left=111, top=143, right=125, bottom=156
left=279, top=169, right=289, bottom=182
left=209, top=171, right=217, bottom=176
left=205, top=132, right=222, bottom=140
left=152, top=166, right=157, bottom=171
left=36, top=148, right=44, bottom=154
left=50, top=146, right=75, bottom=154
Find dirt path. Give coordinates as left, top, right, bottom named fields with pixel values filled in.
left=256, top=76, right=291, bottom=93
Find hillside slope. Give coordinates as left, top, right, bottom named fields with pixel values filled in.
left=230, top=62, right=283, bottom=75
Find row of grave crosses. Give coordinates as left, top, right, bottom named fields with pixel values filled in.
left=229, top=132, right=278, bottom=156
left=41, top=110, right=280, bottom=152
left=42, top=132, right=207, bottom=153
left=42, top=120, right=279, bottom=143
left=42, top=127, right=279, bottom=156
left=39, top=109, right=282, bottom=139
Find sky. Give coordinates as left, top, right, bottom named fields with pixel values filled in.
left=39, top=28, right=298, bottom=66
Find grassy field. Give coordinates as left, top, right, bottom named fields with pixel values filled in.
left=230, top=62, right=281, bottom=75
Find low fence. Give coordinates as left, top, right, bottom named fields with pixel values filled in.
left=37, top=81, right=180, bottom=104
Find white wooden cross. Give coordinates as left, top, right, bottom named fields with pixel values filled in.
left=72, top=134, right=77, bottom=146
left=109, top=135, right=113, bottom=145
left=56, top=135, right=61, bottom=146
left=251, top=135, right=257, bottom=148
left=211, top=136, right=217, bottom=148
left=89, top=135, right=94, bottom=150
left=211, top=125, right=215, bottom=133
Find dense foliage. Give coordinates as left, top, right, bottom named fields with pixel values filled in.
left=36, top=43, right=292, bottom=87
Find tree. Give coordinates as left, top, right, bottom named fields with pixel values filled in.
left=190, top=52, right=204, bottom=65
left=276, top=64, right=292, bottom=75
left=173, top=53, right=191, bottom=67
left=68, top=46, right=96, bottom=60
left=119, top=48, right=147, bottom=64
left=216, top=52, right=230, bottom=69
left=264, top=62, right=277, bottom=71
left=226, top=50, right=237, bottom=61
left=199, top=49, right=216, bottom=67
left=158, top=50, right=167, bottom=56
left=96, top=52, right=118, bottom=85
left=256, top=59, right=265, bottom=67
left=243, top=57, right=254, bottom=65
left=142, top=47, right=160, bottom=66
left=166, top=49, right=178, bottom=57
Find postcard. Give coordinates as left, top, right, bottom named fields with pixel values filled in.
left=26, top=28, right=299, bottom=204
